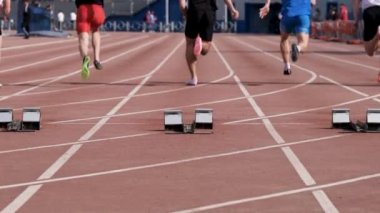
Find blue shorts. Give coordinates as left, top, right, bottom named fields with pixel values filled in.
left=280, top=15, right=310, bottom=34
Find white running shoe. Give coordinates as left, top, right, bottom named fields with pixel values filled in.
left=186, top=78, right=198, bottom=86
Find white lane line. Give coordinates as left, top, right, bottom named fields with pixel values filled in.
left=0, top=134, right=348, bottom=191
left=251, top=35, right=378, bottom=72
left=0, top=35, right=148, bottom=74
left=225, top=92, right=380, bottom=125
left=47, top=37, right=317, bottom=125
left=1, top=37, right=181, bottom=212
left=0, top=35, right=165, bottom=102
left=1, top=38, right=77, bottom=51
left=320, top=75, right=380, bottom=103
left=14, top=73, right=151, bottom=96
left=0, top=132, right=156, bottom=155
left=173, top=172, right=380, bottom=213
left=213, top=40, right=337, bottom=211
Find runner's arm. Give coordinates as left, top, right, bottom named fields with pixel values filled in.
left=3, top=0, right=11, bottom=17
left=259, top=0, right=271, bottom=19
left=224, top=0, right=239, bottom=20
left=179, top=0, right=187, bottom=17
left=351, top=0, right=360, bottom=23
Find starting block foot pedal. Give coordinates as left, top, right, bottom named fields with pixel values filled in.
left=331, top=108, right=351, bottom=129
left=366, top=108, right=380, bottom=132
left=22, top=107, right=41, bottom=131
left=164, top=110, right=184, bottom=133
left=0, top=108, right=13, bottom=129
left=194, top=108, right=213, bottom=133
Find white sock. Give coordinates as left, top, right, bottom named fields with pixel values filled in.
left=284, top=63, right=291, bottom=70
left=297, top=45, right=301, bottom=52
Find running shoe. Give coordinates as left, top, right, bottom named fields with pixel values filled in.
left=186, top=77, right=198, bottom=86
left=291, top=43, right=299, bottom=62
left=94, top=60, right=103, bottom=70
left=81, top=56, right=90, bottom=80
left=193, top=36, right=202, bottom=56
left=283, top=68, right=292, bottom=75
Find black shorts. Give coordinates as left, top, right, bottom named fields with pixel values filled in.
left=363, top=6, right=380, bottom=41
left=185, top=8, right=216, bottom=41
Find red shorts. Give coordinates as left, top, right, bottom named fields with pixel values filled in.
left=76, top=4, right=105, bottom=33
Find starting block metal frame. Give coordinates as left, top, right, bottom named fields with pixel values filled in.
left=0, top=107, right=41, bottom=132
left=164, top=109, right=213, bottom=134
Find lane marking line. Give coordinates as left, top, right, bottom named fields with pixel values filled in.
left=213, top=39, right=337, bottom=212
left=0, top=134, right=348, bottom=191
left=0, top=132, right=156, bottom=155
left=1, top=37, right=182, bottom=212
left=0, top=35, right=166, bottom=102
left=173, top=172, right=380, bottom=213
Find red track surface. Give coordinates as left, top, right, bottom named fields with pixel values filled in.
left=0, top=32, right=379, bottom=212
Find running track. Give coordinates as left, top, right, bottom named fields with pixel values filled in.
left=0, top=32, right=380, bottom=212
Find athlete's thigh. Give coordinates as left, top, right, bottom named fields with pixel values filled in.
left=280, top=16, right=296, bottom=34
left=76, top=5, right=90, bottom=33
left=199, top=10, right=215, bottom=42
left=90, top=4, right=105, bottom=30
left=185, top=9, right=201, bottom=39
left=294, top=15, right=310, bottom=34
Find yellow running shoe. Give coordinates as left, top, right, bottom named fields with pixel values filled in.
left=81, top=56, right=90, bottom=80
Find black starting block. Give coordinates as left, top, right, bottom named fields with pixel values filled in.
left=164, top=109, right=214, bottom=134
left=0, top=107, right=41, bottom=132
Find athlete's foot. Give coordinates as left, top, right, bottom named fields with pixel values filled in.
left=186, top=77, right=198, bottom=86
left=291, top=43, right=299, bottom=62
left=283, top=68, right=292, bottom=75
left=94, top=60, right=103, bottom=70
left=193, top=36, right=202, bottom=56
left=81, top=56, right=90, bottom=80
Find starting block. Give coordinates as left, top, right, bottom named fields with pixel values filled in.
left=164, top=109, right=214, bottom=134
left=194, top=108, right=213, bottom=133
left=331, top=108, right=351, bottom=129
left=0, top=108, right=13, bottom=129
left=331, top=108, right=380, bottom=133
left=366, top=108, right=380, bottom=131
left=164, top=110, right=184, bottom=133
left=0, top=107, right=41, bottom=132
left=22, top=107, right=41, bottom=130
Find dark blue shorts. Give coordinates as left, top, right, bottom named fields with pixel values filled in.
left=280, top=15, right=310, bottom=34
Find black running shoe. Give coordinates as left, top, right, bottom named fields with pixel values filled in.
left=291, top=43, right=299, bottom=62
left=284, top=69, right=292, bottom=75
left=94, top=60, right=103, bottom=70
